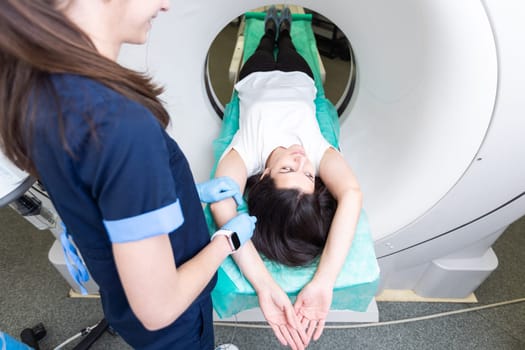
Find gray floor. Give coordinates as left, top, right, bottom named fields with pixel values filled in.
left=2, top=21, right=525, bottom=350
left=1, top=206, right=524, bottom=349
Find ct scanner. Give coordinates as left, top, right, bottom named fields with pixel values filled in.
left=1, top=0, right=524, bottom=312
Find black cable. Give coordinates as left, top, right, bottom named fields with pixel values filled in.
left=71, top=319, right=109, bottom=350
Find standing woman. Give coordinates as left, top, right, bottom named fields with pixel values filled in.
left=0, top=1, right=256, bottom=349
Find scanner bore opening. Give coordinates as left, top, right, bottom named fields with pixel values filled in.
left=204, top=7, right=357, bottom=119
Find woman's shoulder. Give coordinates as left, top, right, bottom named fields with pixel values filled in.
left=51, top=74, right=129, bottom=107
left=42, top=74, right=162, bottom=151
left=50, top=74, right=155, bottom=124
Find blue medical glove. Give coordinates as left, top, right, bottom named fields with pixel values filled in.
left=196, top=176, right=244, bottom=206
left=221, top=213, right=257, bottom=246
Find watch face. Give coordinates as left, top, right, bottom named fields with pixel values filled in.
left=230, top=232, right=241, bottom=250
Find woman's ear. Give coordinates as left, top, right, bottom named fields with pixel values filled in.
left=260, top=168, right=271, bottom=180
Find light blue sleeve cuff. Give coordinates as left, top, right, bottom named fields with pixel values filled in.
left=103, top=200, right=184, bottom=243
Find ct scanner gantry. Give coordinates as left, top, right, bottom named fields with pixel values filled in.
left=1, top=0, right=524, bottom=317
left=118, top=0, right=525, bottom=298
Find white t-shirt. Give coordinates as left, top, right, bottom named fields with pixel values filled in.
left=222, top=71, right=332, bottom=176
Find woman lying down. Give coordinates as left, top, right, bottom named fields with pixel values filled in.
left=208, top=6, right=362, bottom=350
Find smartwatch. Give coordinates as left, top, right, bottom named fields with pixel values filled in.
left=211, top=229, right=241, bottom=252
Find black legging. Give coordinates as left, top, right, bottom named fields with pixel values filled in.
left=238, top=30, right=314, bottom=81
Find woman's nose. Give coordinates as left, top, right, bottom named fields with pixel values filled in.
left=161, top=0, right=171, bottom=11
left=294, top=155, right=306, bottom=169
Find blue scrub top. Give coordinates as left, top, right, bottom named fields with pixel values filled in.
left=30, top=74, right=216, bottom=349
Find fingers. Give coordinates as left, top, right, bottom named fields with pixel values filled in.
left=293, top=295, right=303, bottom=314
left=300, top=316, right=314, bottom=347
left=218, top=189, right=236, bottom=199
left=286, top=307, right=308, bottom=345
left=313, top=319, right=326, bottom=341
left=269, top=324, right=304, bottom=350
left=306, top=319, right=316, bottom=344
left=196, top=176, right=242, bottom=203
left=284, top=302, right=301, bottom=331
left=279, top=325, right=297, bottom=350
left=286, top=325, right=305, bottom=350
left=270, top=323, right=288, bottom=347
left=220, top=176, right=240, bottom=191
left=233, top=192, right=245, bottom=206
left=298, top=313, right=326, bottom=345
left=222, top=177, right=244, bottom=206
left=270, top=321, right=307, bottom=350
left=268, top=306, right=306, bottom=350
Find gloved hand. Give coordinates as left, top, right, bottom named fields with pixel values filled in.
left=221, top=213, right=257, bottom=247
left=196, top=176, right=244, bottom=206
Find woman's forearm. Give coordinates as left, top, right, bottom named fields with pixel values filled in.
left=231, top=241, right=279, bottom=293
left=113, top=233, right=231, bottom=331
left=210, top=198, right=238, bottom=227
left=211, top=198, right=277, bottom=293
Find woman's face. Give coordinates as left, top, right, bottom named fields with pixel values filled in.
left=264, top=144, right=316, bottom=194
left=60, top=0, right=170, bottom=58
left=110, top=0, right=170, bottom=45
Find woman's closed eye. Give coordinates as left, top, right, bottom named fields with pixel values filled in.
left=304, top=172, right=315, bottom=182
left=280, top=167, right=315, bottom=183
left=279, top=166, right=294, bottom=173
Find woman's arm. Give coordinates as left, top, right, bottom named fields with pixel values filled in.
left=209, top=149, right=248, bottom=225
left=315, top=147, right=362, bottom=285
left=111, top=151, right=255, bottom=332
left=211, top=150, right=278, bottom=293
left=113, top=233, right=232, bottom=331
left=113, top=164, right=257, bottom=333
left=294, top=147, right=362, bottom=343
left=210, top=150, right=279, bottom=302
left=212, top=149, right=307, bottom=349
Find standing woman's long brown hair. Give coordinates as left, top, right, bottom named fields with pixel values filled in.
left=0, top=0, right=169, bottom=176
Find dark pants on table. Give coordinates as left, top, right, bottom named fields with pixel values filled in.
left=238, top=30, right=314, bottom=81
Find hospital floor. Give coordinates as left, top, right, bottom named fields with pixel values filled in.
left=2, top=23, right=525, bottom=350
left=1, top=206, right=524, bottom=350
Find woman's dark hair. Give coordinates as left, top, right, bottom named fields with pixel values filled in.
left=246, top=174, right=337, bottom=266
left=0, top=0, right=169, bottom=176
